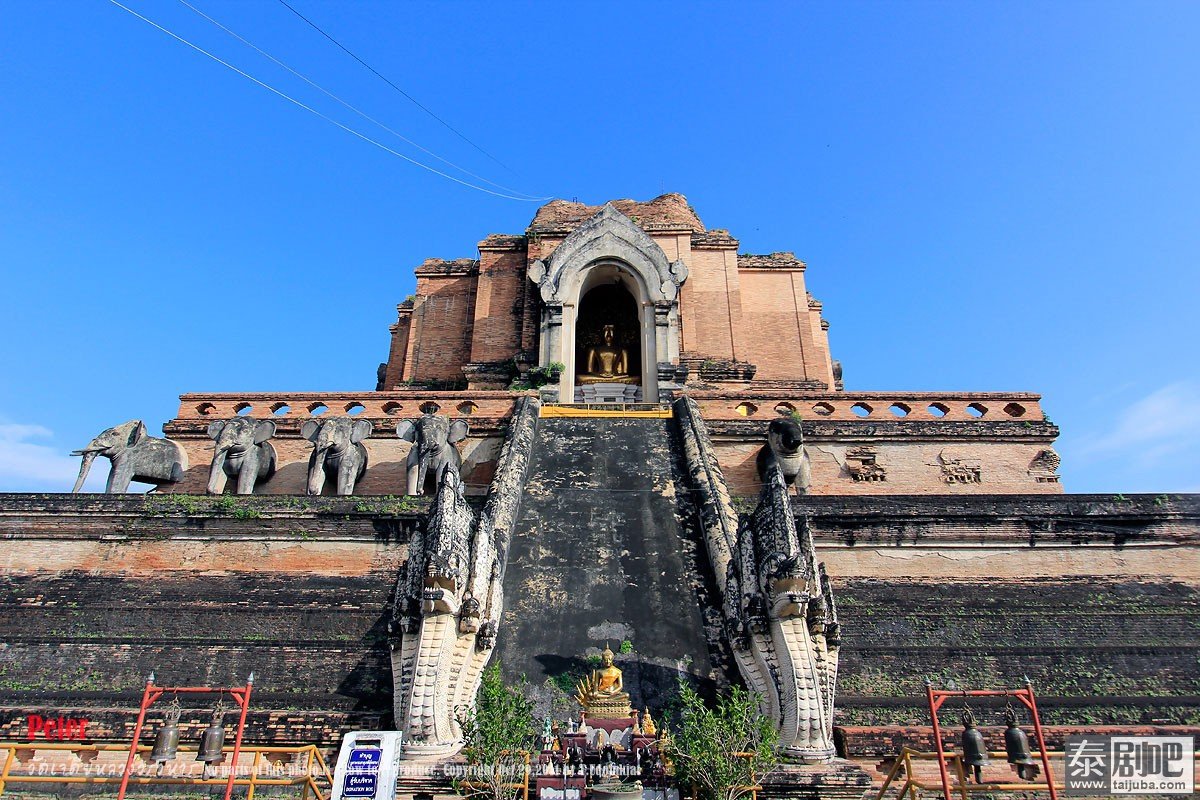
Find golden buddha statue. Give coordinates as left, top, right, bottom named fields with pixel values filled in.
left=577, top=325, right=638, bottom=384
left=575, top=645, right=633, bottom=717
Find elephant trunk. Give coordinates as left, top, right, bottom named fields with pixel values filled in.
left=307, top=447, right=329, bottom=495
left=207, top=446, right=230, bottom=495
left=71, top=450, right=98, bottom=493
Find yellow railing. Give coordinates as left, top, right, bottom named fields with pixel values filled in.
left=875, top=747, right=1064, bottom=800
left=540, top=403, right=672, bottom=418
left=0, top=742, right=333, bottom=800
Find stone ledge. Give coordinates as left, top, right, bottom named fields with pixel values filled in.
left=706, top=418, right=1060, bottom=440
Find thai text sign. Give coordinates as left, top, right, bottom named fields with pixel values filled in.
left=341, top=747, right=381, bottom=798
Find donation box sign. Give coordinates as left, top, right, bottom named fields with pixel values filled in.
left=331, top=731, right=403, bottom=800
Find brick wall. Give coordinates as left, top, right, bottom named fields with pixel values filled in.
left=404, top=271, right=477, bottom=384
left=0, top=493, right=1196, bottom=750
left=0, top=497, right=418, bottom=746
left=468, top=244, right=527, bottom=369
left=735, top=269, right=826, bottom=382
left=381, top=306, right=412, bottom=390
left=680, top=246, right=741, bottom=360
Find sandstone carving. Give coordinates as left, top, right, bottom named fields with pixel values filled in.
left=1028, top=449, right=1061, bottom=483
left=676, top=397, right=839, bottom=762
left=301, top=417, right=372, bottom=496
left=845, top=446, right=886, bottom=482
left=937, top=450, right=982, bottom=484
left=205, top=418, right=276, bottom=495
left=756, top=417, right=812, bottom=493
left=71, top=420, right=187, bottom=494
left=396, top=414, right=469, bottom=496
left=390, top=397, right=540, bottom=759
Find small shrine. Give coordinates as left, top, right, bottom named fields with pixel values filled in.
left=535, top=646, right=671, bottom=800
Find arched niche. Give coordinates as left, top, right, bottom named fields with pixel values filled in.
left=528, top=204, right=687, bottom=402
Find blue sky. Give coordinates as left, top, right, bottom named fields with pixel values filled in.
left=1, top=1, right=1197, bottom=493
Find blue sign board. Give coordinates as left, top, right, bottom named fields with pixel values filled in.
left=342, top=747, right=382, bottom=798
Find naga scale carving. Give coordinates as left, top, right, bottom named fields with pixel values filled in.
left=675, top=397, right=839, bottom=762
left=389, top=396, right=539, bottom=760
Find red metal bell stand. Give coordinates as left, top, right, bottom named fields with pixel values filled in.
left=926, top=681, right=1057, bottom=800
left=117, top=672, right=254, bottom=800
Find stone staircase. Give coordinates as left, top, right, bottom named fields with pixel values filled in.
left=493, top=416, right=727, bottom=712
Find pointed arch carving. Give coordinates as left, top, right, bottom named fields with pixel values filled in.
left=528, top=204, right=689, bottom=305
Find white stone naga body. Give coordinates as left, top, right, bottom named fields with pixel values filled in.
left=389, top=397, right=539, bottom=760
left=675, top=397, right=840, bottom=762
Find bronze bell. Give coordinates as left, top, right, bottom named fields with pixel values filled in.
left=1004, top=706, right=1037, bottom=780
left=960, top=707, right=989, bottom=784
left=197, top=703, right=227, bottom=778
left=150, top=699, right=183, bottom=772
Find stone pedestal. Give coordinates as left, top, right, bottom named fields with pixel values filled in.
left=758, top=759, right=874, bottom=800
left=574, top=383, right=643, bottom=403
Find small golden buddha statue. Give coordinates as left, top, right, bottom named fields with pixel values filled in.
left=575, top=645, right=633, bottom=718
left=641, top=709, right=656, bottom=736
left=577, top=325, right=638, bottom=384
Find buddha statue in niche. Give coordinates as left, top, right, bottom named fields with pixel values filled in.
left=577, top=324, right=638, bottom=384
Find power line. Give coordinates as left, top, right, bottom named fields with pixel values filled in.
left=275, top=0, right=516, bottom=175
left=176, top=0, right=546, bottom=201
left=106, top=0, right=547, bottom=202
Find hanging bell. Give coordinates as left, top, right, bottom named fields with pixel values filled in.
left=196, top=703, right=227, bottom=778
left=150, top=699, right=182, bottom=771
left=960, top=707, right=989, bottom=784
left=1003, top=706, right=1037, bottom=780
left=150, top=695, right=182, bottom=772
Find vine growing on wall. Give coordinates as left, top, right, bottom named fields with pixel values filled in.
left=509, top=362, right=564, bottom=391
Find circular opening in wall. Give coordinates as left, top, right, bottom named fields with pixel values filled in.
left=850, top=402, right=872, bottom=417
left=927, top=403, right=949, bottom=418
left=774, top=402, right=796, bottom=416
left=270, top=403, right=290, bottom=416
left=234, top=403, right=253, bottom=416
left=196, top=402, right=216, bottom=416
left=812, top=402, right=835, bottom=416
left=307, top=403, right=328, bottom=416
left=889, top=403, right=911, bottom=417
left=966, top=403, right=987, bottom=418
left=382, top=402, right=403, bottom=415
left=735, top=402, right=758, bottom=417
left=419, top=401, right=441, bottom=414
left=457, top=401, right=479, bottom=415
left=345, top=402, right=366, bottom=416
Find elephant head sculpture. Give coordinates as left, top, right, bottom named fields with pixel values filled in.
left=206, top=417, right=277, bottom=495
left=302, top=417, right=372, bottom=496
left=396, top=414, right=469, bottom=496
left=756, top=416, right=812, bottom=494
left=71, top=420, right=187, bottom=493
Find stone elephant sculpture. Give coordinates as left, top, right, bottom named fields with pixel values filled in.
left=206, top=417, right=277, bottom=495
left=302, top=417, right=372, bottom=496
left=71, top=420, right=187, bottom=493
left=396, top=414, right=468, bottom=496
left=756, top=416, right=812, bottom=494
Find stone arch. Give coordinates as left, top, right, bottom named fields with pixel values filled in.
left=528, top=204, right=687, bottom=402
